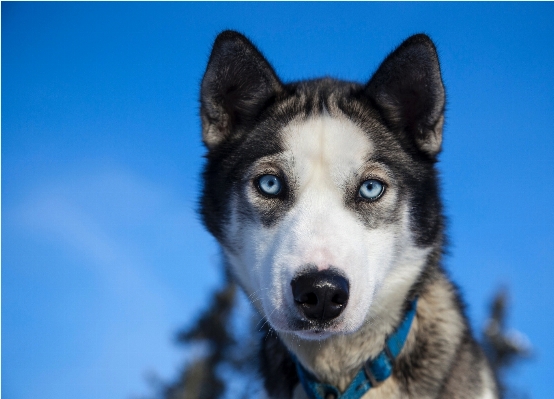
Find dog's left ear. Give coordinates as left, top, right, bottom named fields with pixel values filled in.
left=366, top=34, right=445, bottom=157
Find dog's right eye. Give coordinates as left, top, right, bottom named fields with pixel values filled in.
left=257, top=174, right=282, bottom=197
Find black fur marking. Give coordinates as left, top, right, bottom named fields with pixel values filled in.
left=260, top=327, right=299, bottom=399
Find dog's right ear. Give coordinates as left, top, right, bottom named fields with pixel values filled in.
left=200, top=31, right=283, bottom=150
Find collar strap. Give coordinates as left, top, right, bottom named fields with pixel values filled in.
left=293, top=299, right=418, bottom=399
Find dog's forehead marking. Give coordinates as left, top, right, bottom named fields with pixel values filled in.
left=281, top=115, right=373, bottom=189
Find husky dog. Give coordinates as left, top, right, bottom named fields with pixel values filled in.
left=199, top=31, right=498, bottom=399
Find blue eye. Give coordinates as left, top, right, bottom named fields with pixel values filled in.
left=358, top=179, right=385, bottom=200
left=258, top=174, right=282, bottom=196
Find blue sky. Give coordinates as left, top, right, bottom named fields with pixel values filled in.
left=2, top=2, right=554, bottom=398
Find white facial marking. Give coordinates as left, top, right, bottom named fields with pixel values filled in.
left=285, top=115, right=373, bottom=190
left=224, top=115, right=428, bottom=339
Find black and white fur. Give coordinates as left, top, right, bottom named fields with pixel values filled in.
left=199, top=31, right=498, bottom=399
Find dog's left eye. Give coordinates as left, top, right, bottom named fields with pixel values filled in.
left=358, top=179, right=385, bottom=200
left=257, top=174, right=282, bottom=196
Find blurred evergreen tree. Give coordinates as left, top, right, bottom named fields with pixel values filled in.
left=482, top=289, right=531, bottom=399
left=163, top=282, right=236, bottom=399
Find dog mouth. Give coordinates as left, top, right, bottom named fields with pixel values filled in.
left=283, top=318, right=346, bottom=340
left=259, top=303, right=347, bottom=338
left=264, top=312, right=347, bottom=340
left=293, top=329, right=334, bottom=340
left=289, top=318, right=336, bottom=331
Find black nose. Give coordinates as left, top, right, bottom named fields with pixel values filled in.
left=291, top=269, right=349, bottom=322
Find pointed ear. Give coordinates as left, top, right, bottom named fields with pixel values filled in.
left=366, top=34, right=445, bottom=157
left=200, top=31, right=283, bottom=150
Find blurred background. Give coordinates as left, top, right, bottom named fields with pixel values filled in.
left=2, top=2, right=553, bottom=399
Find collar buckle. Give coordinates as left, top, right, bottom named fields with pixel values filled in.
left=363, top=337, right=397, bottom=387
left=363, top=362, right=382, bottom=388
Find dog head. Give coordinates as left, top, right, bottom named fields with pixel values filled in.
left=200, top=31, right=445, bottom=340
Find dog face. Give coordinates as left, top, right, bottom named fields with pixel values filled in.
left=200, top=31, right=445, bottom=340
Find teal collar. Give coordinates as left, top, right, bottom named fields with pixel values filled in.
left=293, top=299, right=418, bottom=399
